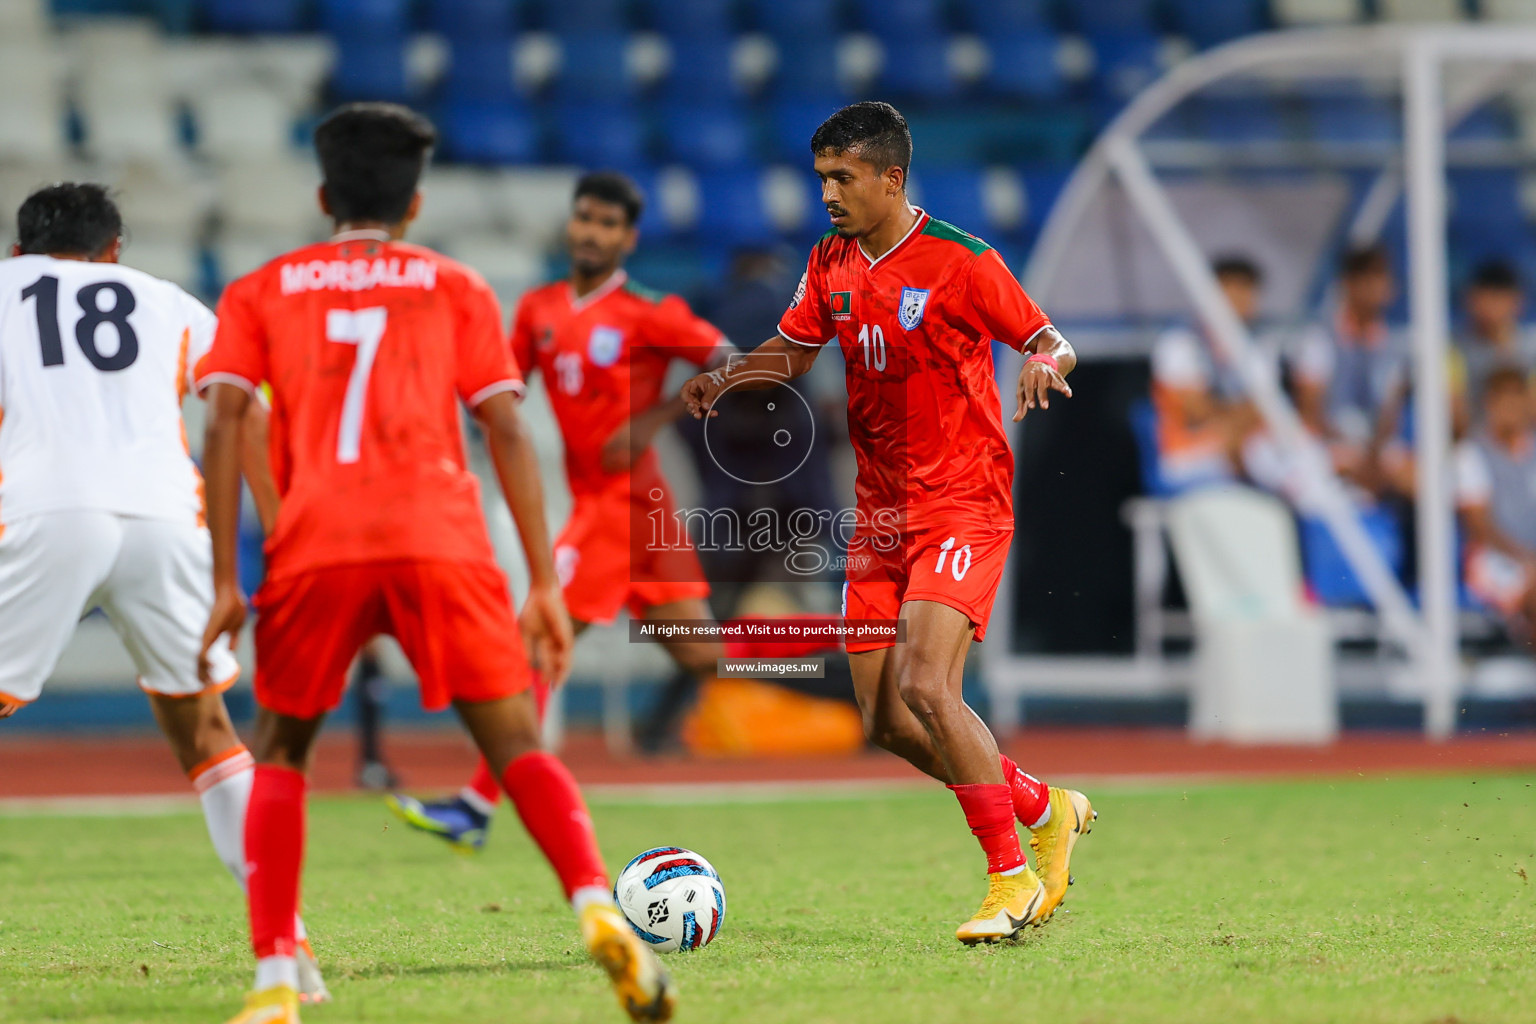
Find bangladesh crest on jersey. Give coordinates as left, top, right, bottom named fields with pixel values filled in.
left=830, top=290, right=852, bottom=320
left=588, top=325, right=624, bottom=366
left=898, top=287, right=929, bottom=330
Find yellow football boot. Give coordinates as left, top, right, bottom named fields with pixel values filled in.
left=224, top=985, right=300, bottom=1024
left=1028, top=787, right=1096, bottom=922
left=955, top=867, right=1046, bottom=945
left=581, top=903, right=677, bottom=1022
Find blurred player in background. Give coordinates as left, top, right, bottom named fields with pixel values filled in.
left=682, top=102, right=1095, bottom=944
left=0, top=183, right=328, bottom=1002
left=388, top=170, right=734, bottom=850
left=197, top=105, right=673, bottom=1024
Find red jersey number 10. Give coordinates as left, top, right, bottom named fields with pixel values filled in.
left=857, top=322, right=887, bottom=373
left=327, top=306, right=388, bottom=464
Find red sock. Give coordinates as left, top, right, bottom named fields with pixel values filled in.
left=998, top=753, right=1051, bottom=828
left=463, top=671, right=552, bottom=808
left=949, top=783, right=1026, bottom=874
left=466, top=757, right=501, bottom=805
left=500, top=751, right=608, bottom=898
left=245, top=765, right=306, bottom=959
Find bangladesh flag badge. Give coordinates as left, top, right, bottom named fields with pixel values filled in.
left=830, top=290, right=853, bottom=320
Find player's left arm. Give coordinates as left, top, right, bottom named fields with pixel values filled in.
left=965, top=249, right=1076, bottom=421
left=476, top=391, right=575, bottom=685
left=199, top=381, right=252, bottom=683
left=192, top=282, right=269, bottom=681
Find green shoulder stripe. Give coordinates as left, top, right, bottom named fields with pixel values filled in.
left=621, top=278, right=668, bottom=304
left=814, top=227, right=839, bottom=249
left=921, top=217, right=991, bottom=256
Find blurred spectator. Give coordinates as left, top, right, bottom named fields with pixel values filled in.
left=1149, top=256, right=1263, bottom=492
left=1291, top=245, right=1410, bottom=497
left=1451, top=260, right=1536, bottom=436
left=1456, top=367, right=1536, bottom=639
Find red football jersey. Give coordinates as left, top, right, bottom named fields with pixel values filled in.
left=778, top=210, right=1051, bottom=530
left=509, top=270, right=725, bottom=496
left=198, top=231, right=522, bottom=580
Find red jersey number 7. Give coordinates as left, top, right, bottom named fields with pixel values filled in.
left=327, top=307, right=387, bottom=464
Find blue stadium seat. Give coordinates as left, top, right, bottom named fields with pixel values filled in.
left=641, top=0, right=733, bottom=38
left=1127, top=398, right=1175, bottom=497
left=1450, top=170, right=1524, bottom=240
left=913, top=170, right=989, bottom=237
left=772, top=38, right=845, bottom=100
left=956, top=0, right=1051, bottom=33
left=1168, top=0, right=1266, bottom=48
left=438, top=101, right=539, bottom=163
left=986, top=32, right=1067, bottom=101
left=1090, top=31, right=1163, bottom=102
left=319, top=0, right=411, bottom=38
left=1300, top=509, right=1406, bottom=607
left=771, top=99, right=839, bottom=162
left=555, top=32, right=634, bottom=100
left=537, top=0, right=629, bottom=34
left=1070, top=0, right=1157, bottom=34
left=204, top=0, right=309, bottom=33
left=853, top=0, right=944, bottom=39
left=1019, top=165, right=1070, bottom=233
left=660, top=34, right=738, bottom=101
left=749, top=0, right=838, bottom=40
left=1198, top=95, right=1287, bottom=142
left=425, top=0, right=519, bottom=39
left=696, top=169, right=775, bottom=243
left=443, top=38, right=516, bottom=102
left=1449, top=105, right=1514, bottom=143
left=553, top=102, right=647, bottom=165
left=660, top=103, right=754, bottom=170
left=879, top=37, right=958, bottom=99
left=331, top=38, right=412, bottom=101
left=1305, top=95, right=1400, bottom=143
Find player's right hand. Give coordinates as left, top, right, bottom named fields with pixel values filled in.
left=520, top=583, right=574, bottom=687
left=199, top=584, right=248, bottom=686
left=0, top=700, right=21, bottom=720
left=681, top=369, right=730, bottom=419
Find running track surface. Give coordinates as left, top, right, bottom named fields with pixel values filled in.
left=3, top=729, right=1535, bottom=799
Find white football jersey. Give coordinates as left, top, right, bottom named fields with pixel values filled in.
left=0, top=254, right=214, bottom=528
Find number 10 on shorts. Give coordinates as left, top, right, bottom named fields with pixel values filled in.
left=934, top=536, right=972, bottom=581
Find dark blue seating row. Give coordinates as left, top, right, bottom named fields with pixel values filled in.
left=68, top=0, right=1271, bottom=45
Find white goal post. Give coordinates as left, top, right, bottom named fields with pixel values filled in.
left=988, top=25, right=1536, bottom=739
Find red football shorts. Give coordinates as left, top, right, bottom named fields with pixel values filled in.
left=252, top=560, right=530, bottom=718
left=842, top=523, right=1014, bottom=653
left=555, top=483, right=710, bottom=626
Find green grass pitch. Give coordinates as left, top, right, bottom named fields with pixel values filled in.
left=2, top=773, right=1534, bottom=1024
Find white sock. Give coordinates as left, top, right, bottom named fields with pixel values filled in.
left=459, top=786, right=497, bottom=817
left=254, top=955, right=299, bottom=992
left=1026, top=803, right=1051, bottom=829
left=571, top=885, right=615, bottom=915
left=999, top=864, right=1027, bottom=877
left=191, top=750, right=309, bottom=947
left=192, top=748, right=256, bottom=885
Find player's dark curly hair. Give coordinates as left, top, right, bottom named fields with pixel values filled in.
left=314, top=103, right=437, bottom=225
left=15, top=182, right=122, bottom=257
left=810, top=101, right=913, bottom=183
left=574, top=171, right=645, bottom=226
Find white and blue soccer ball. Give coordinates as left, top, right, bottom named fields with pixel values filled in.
left=613, top=847, right=726, bottom=953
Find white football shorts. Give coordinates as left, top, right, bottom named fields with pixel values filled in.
left=0, top=510, right=239, bottom=706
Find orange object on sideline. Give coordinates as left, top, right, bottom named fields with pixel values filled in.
left=682, top=679, right=864, bottom=757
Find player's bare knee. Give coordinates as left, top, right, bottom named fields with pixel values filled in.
left=895, top=668, right=949, bottom=723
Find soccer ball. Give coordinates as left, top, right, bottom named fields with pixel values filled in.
left=613, top=847, right=726, bottom=953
